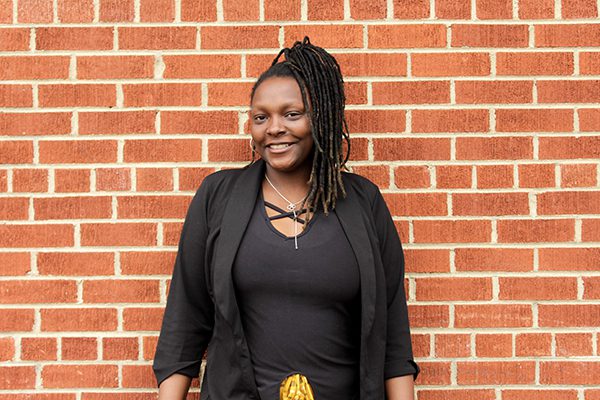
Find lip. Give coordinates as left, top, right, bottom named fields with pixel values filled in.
left=265, top=142, right=296, bottom=154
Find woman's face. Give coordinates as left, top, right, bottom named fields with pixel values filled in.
left=249, top=76, right=314, bottom=176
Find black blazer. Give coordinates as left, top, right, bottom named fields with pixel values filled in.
left=153, top=158, right=419, bottom=399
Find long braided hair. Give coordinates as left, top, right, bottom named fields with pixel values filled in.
left=249, top=36, right=351, bottom=218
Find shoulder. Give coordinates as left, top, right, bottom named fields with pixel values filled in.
left=341, top=170, right=382, bottom=206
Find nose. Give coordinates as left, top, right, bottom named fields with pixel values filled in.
left=265, top=115, right=285, bottom=136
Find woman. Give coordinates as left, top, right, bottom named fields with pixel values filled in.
left=153, top=37, right=419, bottom=400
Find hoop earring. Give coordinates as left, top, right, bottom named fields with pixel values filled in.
left=249, top=138, right=256, bottom=162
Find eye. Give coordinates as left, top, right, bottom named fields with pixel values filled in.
left=253, top=115, right=267, bottom=123
left=286, top=111, right=303, bottom=118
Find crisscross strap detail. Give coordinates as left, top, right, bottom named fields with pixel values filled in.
left=263, top=200, right=307, bottom=225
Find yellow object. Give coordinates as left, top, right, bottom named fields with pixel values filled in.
left=280, top=373, right=315, bottom=400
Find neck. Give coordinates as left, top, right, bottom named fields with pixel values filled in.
left=263, top=164, right=311, bottom=202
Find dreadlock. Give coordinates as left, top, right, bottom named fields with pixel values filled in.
left=249, top=36, right=351, bottom=219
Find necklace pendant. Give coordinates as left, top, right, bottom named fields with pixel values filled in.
left=287, top=203, right=296, bottom=211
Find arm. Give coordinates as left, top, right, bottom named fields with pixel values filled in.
left=153, top=179, right=215, bottom=391
left=158, top=373, right=192, bottom=400
left=385, top=375, right=415, bottom=400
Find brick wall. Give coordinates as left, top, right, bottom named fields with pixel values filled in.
left=1, top=0, right=599, bottom=398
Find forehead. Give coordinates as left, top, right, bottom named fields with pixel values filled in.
left=251, top=76, right=305, bottom=108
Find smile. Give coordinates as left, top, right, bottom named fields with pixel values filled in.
left=268, top=143, right=292, bottom=149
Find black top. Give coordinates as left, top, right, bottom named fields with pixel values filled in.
left=232, top=190, right=361, bottom=399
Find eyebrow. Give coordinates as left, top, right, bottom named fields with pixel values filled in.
left=250, top=101, right=304, bottom=111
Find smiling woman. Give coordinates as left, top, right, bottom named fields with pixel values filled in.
left=153, top=37, right=419, bottom=400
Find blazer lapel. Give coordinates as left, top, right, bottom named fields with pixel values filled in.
left=212, top=159, right=265, bottom=335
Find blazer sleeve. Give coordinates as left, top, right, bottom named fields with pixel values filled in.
left=152, top=179, right=215, bottom=386
left=371, top=187, right=420, bottom=381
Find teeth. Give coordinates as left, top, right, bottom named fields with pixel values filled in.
left=270, top=144, right=291, bottom=149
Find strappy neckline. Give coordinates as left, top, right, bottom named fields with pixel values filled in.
left=259, top=190, right=317, bottom=240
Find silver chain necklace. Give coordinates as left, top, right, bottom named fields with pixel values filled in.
left=264, top=174, right=307, bottom=250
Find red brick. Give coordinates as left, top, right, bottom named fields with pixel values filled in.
left=246, top=54, right=277, bottom=77
left=456, top=304, right=532, bottom=327
left=81, top=223, right=157, bottom=247
left=349, top=0, right=385, bottom=18
left=541, top=362, right=600, bottom=385
left=13, top=168, right=48, bottom=192
left=0, top=280, right=77, bottom=304
left=163, top=54, right=241, bottom=79
left=0, top=0, right=11, bottom=23
left=412, top=53, right=490, bottom=76
left=117, top=195, right=192, bottom=219
left=458, top=362, right=535, bottom=385
left=140, top=0, right=174, bottom=21
left=265, top=0, right=300, bottom=19
left=123, top=139, right=201, bottom=162
left=122, top=365, right=155, bottom=388
left=0, top=338, right=14, bottom=361
left=413, top=109, right=488, bottom=133
left=18, top=0, right=52, bottom=22
left=556, top=333, right=593, bottom=356
left=39, top=140, right=117, bottom=164
left=581, top=53, right=600, bottom=75
left=142, top=336, right=158, bottom=360
left=58, top=0, right=94, bottom=22
left=39, top=84, right=116, bottom=108
left=62, top=337, right=97, bottom=360
left=345, top=110, right=406, bottom=133
left=416, top=362, right=451, bottom=385
left=0, top=170, right=6, bottom=192
left=416, top=277, right=492, bottom=301
left=306, top=0, right=343, bottom=19
left=119, top=27, right=196, bottom=50
left=0, top=366, right=36, bottom=389
left=503, top=390, right=577, bottom=400
left=350, top=166, right=390, bottom=189
left=453, top=25, right=529, bottom=47
left=207, top=82, right=253, bottom=106
left=408, top=305, right=449, bottom=328
left=34, top=196, right=112, bottom=220
left=0, top=112, right=70, bottom=136
left=539, top=305, right=600, bottom=327
left=500, top=277, right=578, bottom=300
left=36, top=28, right=114, bottom=50
left=164, top=223, right=184, bottom=245
left=80, top=111, right=156, bottom=135
left=95, top=168, right=131, bottom=192
left=456, top=81, right=533, bottom=104
left=0, top=253, right=30, bottom=276
left=477, top=165, right=513, bottom=188
left=54, top=169, right=90, bottom=193
left=497, top=52, right=573, bottom=75
left=587, top=390, right=600, bottom=400
left=81, top=394, right=155, bottom=400
left=436, top=0, right=470, bottom=18
left=207, top=138, right=250, bottom=162
left=405, top=249, right=451, bottom=273
left=123, top=83, right=200, bottom=107
left=21, top=337, right=57, bottom=361
left=539, top=191, right=600, bottom=215
left=373, top=81, right=448, bottom=105
left=41, top=308, right=118, bottom=331
left=203, top=26, right=279, bottom=49
left=83, top=280, right=160, bottom=303
left=392, top=166, right=429, bottom=188
left=539, top=80, right=600, bottom=103
left=181, top=0, right=216, bottom=20
left=476, top=334, right=512, bottom=357
left=0, top=85, right=32, bottom=108
left=584, top=276, right=600, bottom=298
left=99, top=0, right=133, bottom=21
left=178, top=167, right=215, bottom=191
left=383, top=193, right=447, bottom=217
left=346, top=137, right=369, bottom=161
left=498, top=219, right=574, bottom=242
left=394, top=0, right=429, bottom=18
left=414, top=220, right=490, bottom=243
left=0, top=141, right=33, bottom=164
left=333, top=53, right=406, bottom=77
left=38, top=252, right=114, bottom=276
left=518, top=163, right=556, bottom=188
left=284, top=25, right=363, bottom=48
left=515, top=333, right=552, bottom=356
left=562, top=0, right=598, bottom=18
left=77, top=56, right=154, bottom=80
left=476, top=0, right=512, bottom=18
left=410, top=334, right=430, bottom=358
left=0, top=29, right=29, bottom=51
left=435, top=165, right=472, bottom=188
left=457, top=137, right=533, bottom=160
left=373, top=138, right=451, bottom=160
left=519, top=0, right=554, bottom=18
left=136, top=168, right=173, bottom=192
left=536, top=24, right=600, bottom=47
left=0, top=56, right=68, bottom=80
left=0, top=198, right=27, bottom=220
left=0, top=309, right=34, bottom=331
left=561, top=164, right=597, bottom=187
left=583, top=219, right=600, bottom=241
left=540, top=248, right=600, bottom=271
left=0, top=224, right=73, bottom=248
left=419, top=390, right=495, bottom=400
left=435, top=334, right=470, bottom=357
left=103, top=337, right=139, bottom=360
left=123, top=307, right=164, bottom=331
left=369, top=25, right=446, bottom=48
left=540, top=136, right=600, bottom=159
left=223, top=0, right=259, bottom=20
left=580, top=108, right=600, bottom=130
left=43, top=365, right=118, bottom=388
left=453, top=192, right=529, bottom=216
left=161, top=111, right=237, bottom=134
